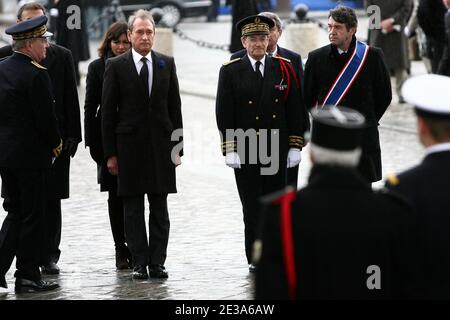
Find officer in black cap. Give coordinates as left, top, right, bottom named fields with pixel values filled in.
left=0, top=1, right=82, bottom=276
left=215, top=14, right=309, bottom=272
left=255, top=106, right=420, bottom=299
left=386, top=74, right=450, bottom=299
left=0, top=15, right=61, bottom=292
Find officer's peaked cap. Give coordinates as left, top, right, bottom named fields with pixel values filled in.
left=402, top=74, right=450, bottom=120
left=236, top=15, right=274, bottom=36
left=311, top=106, right=366, bottom=151
left=5, top=15, right=53, bottom=41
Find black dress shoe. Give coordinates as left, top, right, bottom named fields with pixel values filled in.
left=149, top=264, right=168, bottom=279
left=15, top=278, right=59, bottom=293
left=131, top=265, right=148, bottom=280
left=115, top=247, right=130, bottom=270
left=249, top=264, right=257, bottom=273
left=41, top=262, right=60, bottom=275
left=0, top=275, right=7, bottom=289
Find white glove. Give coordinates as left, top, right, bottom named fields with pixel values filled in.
left=225, top=152, right=241, bottom=169
left=287, top=148, right=301, bottom=168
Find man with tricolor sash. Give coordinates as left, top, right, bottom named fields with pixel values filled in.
left=304, top=6, right=392, bottom=183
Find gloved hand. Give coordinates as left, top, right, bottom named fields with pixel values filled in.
left=225, top=152, right=241, bottom=169
left=63, top=137, right=79, bottom=158
left=287, top=148, right=301, bottom=168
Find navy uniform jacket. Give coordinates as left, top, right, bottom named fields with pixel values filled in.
left=0, top=52, right=61, bottom=168
left=255, top=166, right=420, bottom=300
left=231, top=46, right=309, bottom=131
left=216, top=54, right=308, bottom=162
left=386, top=149, right=450, bottom=299
left=0, top=44, right=81, bottom=199
left=304, top=36, right=392, bottom=182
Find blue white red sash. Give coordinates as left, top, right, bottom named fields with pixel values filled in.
left=321, top=41, right=369, bottom=107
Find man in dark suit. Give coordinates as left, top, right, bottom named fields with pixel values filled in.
left=255, top=106, right=420, bottom=299
left=102, top=9, right=183, bottom=280
left=227, top=0, right=259, bottom=53
left=216, top=15, right=308, bottom=272
left=0, top=15, right=61, bottom=293
left=231, top=11, right=309, bottom=189
left=386, top=74, right=450, bottom=299
left=417, top=0, right=447, bottom=74
left=304, top=6, right=392, bottom=183
left=0, top=2, right=82, bottom=275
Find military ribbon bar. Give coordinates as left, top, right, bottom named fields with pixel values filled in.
left=321, top=41, right=369, bottom=107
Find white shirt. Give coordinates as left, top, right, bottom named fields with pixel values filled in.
left=337, top=47, right=348, bottom=54
left=248, top=54, right=265, bottom=77
left=425, top=142, right=450, bottom=156
left=132, top=48, right=153, bottom=96
left=267, top=47, right=278, bottom=57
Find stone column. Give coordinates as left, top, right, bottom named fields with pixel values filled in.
left=153, top=27, right=173, bottom=56
left=284, top=22, right=320, bottom=59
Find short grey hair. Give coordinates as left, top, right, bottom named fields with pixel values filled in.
left=128, top=9, right=155, bottom=31
left=12, top=39, right=32, bottom=51
left=310, top=143, right=362, bottom=168
left=258, top=12, right=283, bottom=31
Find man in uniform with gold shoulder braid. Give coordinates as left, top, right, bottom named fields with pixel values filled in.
left=215, top=15, right=308, bottom=273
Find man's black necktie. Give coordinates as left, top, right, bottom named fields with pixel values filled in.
left=140, top=57, right=149, bottom=96
left=255, top=60, right=263, bottom=81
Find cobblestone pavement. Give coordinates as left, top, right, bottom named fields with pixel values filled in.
left=0, top=14, right=427, bottom=300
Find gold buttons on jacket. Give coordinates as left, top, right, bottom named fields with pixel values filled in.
left=272, top=114, right=276, bottom=119
left=275, top=99, right=279, bottom=103
left=249, top=100, right=253, bottom=105
left=256, top=116, right=259, bottom=120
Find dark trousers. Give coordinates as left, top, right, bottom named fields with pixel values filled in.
left=107, top=191, right=126, bottom=249
left=41, top=199, right=62, bottom=264
left=123, top=194, right=169, bottom=267
left=0, top=168, right=45, bottom=281
left=234, top=164, right=286, bottom=264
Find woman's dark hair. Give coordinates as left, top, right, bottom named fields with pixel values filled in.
left=328, top=6, right=358, bottom=30
left=98, top=21, right=129, bottom=58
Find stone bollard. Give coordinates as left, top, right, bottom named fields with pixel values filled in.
left=153, top=27, right=173, bottom=56
left=284, top=22, right=320, bottom=60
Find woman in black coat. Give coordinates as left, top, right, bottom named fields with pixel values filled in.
left=84, top=21, right=132, bottom=269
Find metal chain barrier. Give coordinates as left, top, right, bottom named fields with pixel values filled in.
left=173, top=26, right=230, bottom=52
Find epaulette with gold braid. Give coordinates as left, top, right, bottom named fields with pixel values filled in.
left=31, top=60, right=47, bottom=70
left=272, top=55, right=291, bottom=63
left=223, top=57, right=241, bottom=66
left=386, top=174, right=400, bottom=186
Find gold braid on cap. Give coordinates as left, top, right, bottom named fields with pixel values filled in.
left=12, top=25, right=47, bottom=40
left=241, top=18, right=270, bottom=36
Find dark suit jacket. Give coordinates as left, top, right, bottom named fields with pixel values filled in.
left=386, top=150, right=450, bottom=299
left=256, top=166, right=420, bottom=299
left=0, top=53, right=61, bottom=168
left=0, top=43, right=81, bottom=198
left=438, top=11, right=450, bottom=76
left=102, top=50, right=183, bottom=196
left=304, top=37, right=392, bottom=182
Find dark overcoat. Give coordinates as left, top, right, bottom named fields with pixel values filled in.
left=84, top=56, right=118, bottom=192
left=304, top=37, right=392, bottom=182
left=0, top=44, right=81, bottom=198
left=386, top=150, right=450, bottom=299
left=255, top=166, right=421, bottom=300
left=102, top=50, right=183, bottom=196
left=228, top=0, right=258, bottom=53
left=0, top=53, right=61, bottom=168
left=366, top=0, right=412, bottom=70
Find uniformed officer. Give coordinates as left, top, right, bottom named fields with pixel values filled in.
left=215, top=15, right=308, bottom=272
left=0, top=15, right=62, bottom=293
left=386, top=74, right=450, bottom=299
left=255, top=106, right=420, bottom=299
